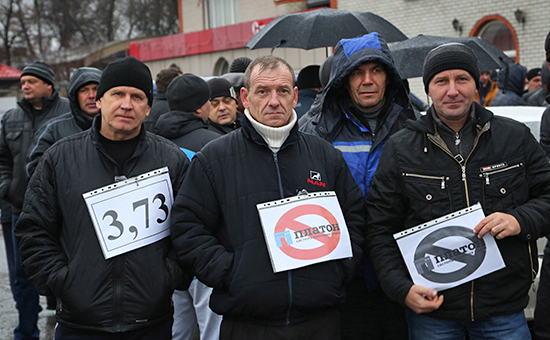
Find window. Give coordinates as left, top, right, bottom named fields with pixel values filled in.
left=207, top=0, right=239, bottom=29
left=213, top=57, right=229, bottom=76
left=472, top=15, right=518, bottom=62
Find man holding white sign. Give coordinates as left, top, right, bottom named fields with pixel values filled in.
left=171, top=55, right=365, bottom=340
left=366, top=43, right=550, bottom=339
left=15, top=56, right=189, bottom=339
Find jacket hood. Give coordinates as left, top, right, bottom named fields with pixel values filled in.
left=68, top=67, right=102, bottom=129
left=321, top=32, right=411, bottom=113
left=497, top=63, right=527, bottom=97
left=154, top=110, right=209, bottom=139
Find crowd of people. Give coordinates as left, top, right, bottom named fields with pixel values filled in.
left=1, top=29, right=550, bottom=340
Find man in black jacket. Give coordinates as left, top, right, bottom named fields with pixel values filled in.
left=144, top=67, right=181, bottom=133
left=15, top=56, right=189, bottom=339
left=171, top=55, right=366, bottom=340
left=366, top=43, right=550, bottom=339
left=155, top=73, right=220, bottom=159
left=0, top=61, right=70, bottom=340
left=26, top=67, right=102, bottom=177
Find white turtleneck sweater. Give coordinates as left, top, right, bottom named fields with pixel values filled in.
left=244, top=109, right=297, bottom=153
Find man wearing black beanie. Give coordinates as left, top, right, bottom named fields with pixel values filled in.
left=366, top=42, right=550, bottom=339
left=15, top=56, right=190, bottom=339
left=207, top=77, right=241, bottom=135
left=0, top=60, right=69, bottom=340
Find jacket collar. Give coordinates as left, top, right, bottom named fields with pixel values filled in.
left=90, top=114, right=148, bottom=147
left=18, top=90, right=61, bottom=114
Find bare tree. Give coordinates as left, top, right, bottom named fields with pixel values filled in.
left=125, top=0, right=179, bottom=38
left=0, top=0, right=15, bottom=65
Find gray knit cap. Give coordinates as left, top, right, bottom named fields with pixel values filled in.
left=21, top=61, right=55, bottom=86
left=422, top=43, right=480, bottom=94
left=230, top=57, right=252, bottom=73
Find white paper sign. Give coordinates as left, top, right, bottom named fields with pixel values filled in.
left=394, top=203, right=506, bottom=292
left=83, top=167, right=174, bottom=259
left=257, top=191, right=352, bottom=273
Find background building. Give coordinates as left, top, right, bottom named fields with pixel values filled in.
left=131, top=0, right=548, bottom=99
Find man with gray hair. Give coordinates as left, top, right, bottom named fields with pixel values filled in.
left=171, top=55, right=365, bottom=339
left=366, top=42, right=550, bottom=339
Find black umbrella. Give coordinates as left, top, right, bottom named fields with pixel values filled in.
left=245, top=8, right=407, bottom=50
left=389, top=35, right=515, bottom=79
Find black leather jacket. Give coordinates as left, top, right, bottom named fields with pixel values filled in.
left=366, top=102, right=550, bottom=321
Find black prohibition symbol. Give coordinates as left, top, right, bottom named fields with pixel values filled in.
left=414, top=226, right=486, bottom=283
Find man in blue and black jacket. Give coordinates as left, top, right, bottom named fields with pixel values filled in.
left=300, top=32, right=417, bottom=340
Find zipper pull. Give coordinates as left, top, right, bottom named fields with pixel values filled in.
left=461, top=166, right=467, bottom=182
left=483, top=173, right=490, bottom=185
left=440, top=177, right=446, bottom=190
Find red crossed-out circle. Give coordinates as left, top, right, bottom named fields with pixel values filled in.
left=274, top=204, right=340, bottom=260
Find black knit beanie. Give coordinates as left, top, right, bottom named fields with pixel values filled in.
left=21, top=61, right=55, bottom=86
left=96, top=56, right=153, bottom=106
left=167, top=73, right=211, bottom=112
left=207, top=78, right=237, bottom=103
left=422, top=43, right=480, bottom=94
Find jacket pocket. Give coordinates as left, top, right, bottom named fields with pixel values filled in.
left=6, top=128, right=22, bottom=140
left=402, top=171, right=453, bottom=222
left=479, top=161, right=528, bottom=214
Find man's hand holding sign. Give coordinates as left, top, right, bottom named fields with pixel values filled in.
left=473, top=212, right=521, bottom=240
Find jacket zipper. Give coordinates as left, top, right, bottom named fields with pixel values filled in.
left=480, top=163, right=523, bottom=185
left=113, top=255, right=124, bottom=331
left=403, top=173, right=448, bottom=189
left=427, top=125, right=488, bottom=321
left=273, top=153, right=293, bottom=326
left=528, top=242, right=536, bottom=282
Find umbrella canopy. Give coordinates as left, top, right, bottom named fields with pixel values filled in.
left=389, top=35, right=515, bottom=79
left=245, top=8, right=407, bottom=50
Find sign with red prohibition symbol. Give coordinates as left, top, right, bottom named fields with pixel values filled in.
left=257, top=191, right=352, bottom=273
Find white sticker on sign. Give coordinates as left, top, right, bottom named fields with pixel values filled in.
left=83, top=167, right=173, bottom=259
